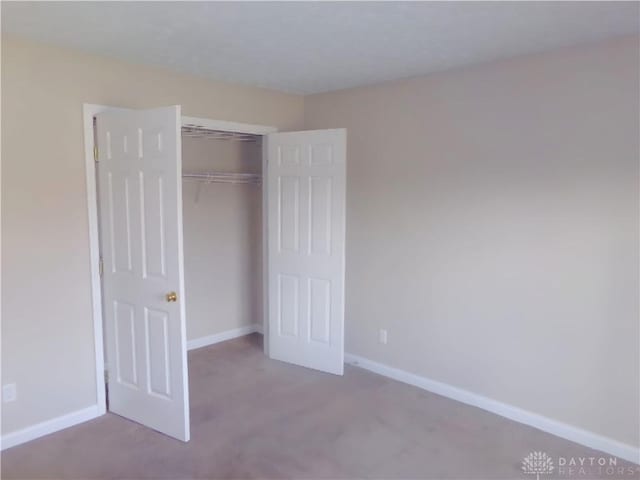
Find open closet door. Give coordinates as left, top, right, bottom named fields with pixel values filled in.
left=265, top=129, right=346, bottom=375
left=96, top=106, right=190, bottom=441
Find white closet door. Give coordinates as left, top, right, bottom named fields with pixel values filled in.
left=96, top=106, right=190, bottom=441
left=266, top=129, right=346, bottom=375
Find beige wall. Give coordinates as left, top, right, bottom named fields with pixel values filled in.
left=2, top=33, right=638, bottom=451
left=0, top=37, right=303, bottom=435
left=305, top=35, right=640, bottom=448
left=182, top=137, right=262, bottom=340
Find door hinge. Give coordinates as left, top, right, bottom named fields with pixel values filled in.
left=99, top=256, right=104, bottom=277
left=94, top=145, right=99, bottom=162
left=104, top=369, right=109, bottom=383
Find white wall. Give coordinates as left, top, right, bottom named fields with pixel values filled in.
left=305, top=35, right=640, bottom=449
left=0, top=36, right=303, bottom=436
left=182, top=137, right=262, bottom=340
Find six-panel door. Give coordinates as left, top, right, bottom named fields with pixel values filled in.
left=96, top=106, right=190, bottom=441
left=266, top=129, right=346, bottom=375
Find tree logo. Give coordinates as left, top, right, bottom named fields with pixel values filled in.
left=522, top=451, right=554, bottom=480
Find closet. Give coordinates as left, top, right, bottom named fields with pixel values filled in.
left=91, top=105, right=346, bottom=444
left=181, top=125, right=263, bottom=344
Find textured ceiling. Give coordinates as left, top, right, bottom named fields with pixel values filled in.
left=2, top=1, right=638, bottom=94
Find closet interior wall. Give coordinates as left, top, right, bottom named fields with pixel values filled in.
left=182, top=134, right=263, bottom=342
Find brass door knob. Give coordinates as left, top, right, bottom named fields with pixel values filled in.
left=166, top=291, right=178, bottom=303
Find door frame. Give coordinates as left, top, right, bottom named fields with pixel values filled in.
left=82, top=103, right=277, bottom=414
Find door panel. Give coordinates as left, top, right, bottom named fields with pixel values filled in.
left=266, top=129, right=346, bottom=375
left=96, top=106, right=189, bottom=441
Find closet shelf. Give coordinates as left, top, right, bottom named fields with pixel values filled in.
left=182, top=172, right=262, bottom=185
left=182, top=125, right=260, bottom=143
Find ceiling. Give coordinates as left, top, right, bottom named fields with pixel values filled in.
left=2, top=2, right=638, bottom=95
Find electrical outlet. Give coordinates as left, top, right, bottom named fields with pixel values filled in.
left=379, top=329, right=388, bottom=345
left=2, top=383, right=17, bottom=403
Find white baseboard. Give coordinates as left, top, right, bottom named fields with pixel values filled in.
left=1, top=405, right=102, bottom=451
left=345, top=353, right=639, bottom=465
left=187, top=324, right=262, bottom=351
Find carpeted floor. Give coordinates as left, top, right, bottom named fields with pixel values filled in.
left=2, top=334, right=638, bottom=479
